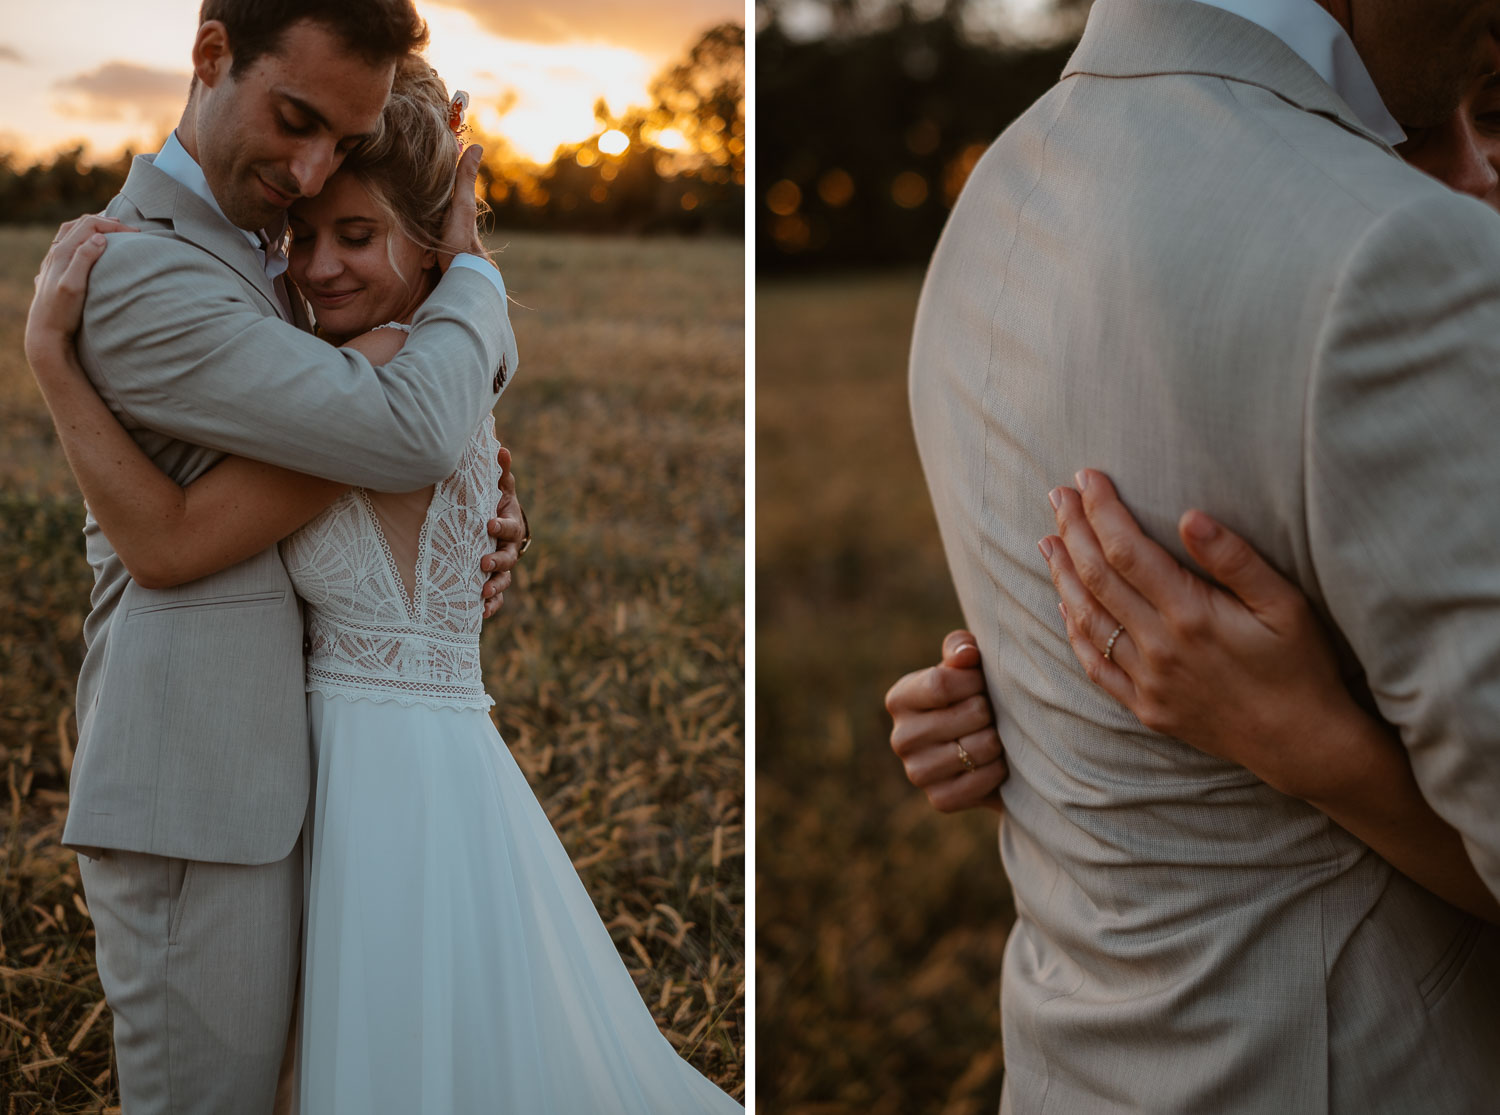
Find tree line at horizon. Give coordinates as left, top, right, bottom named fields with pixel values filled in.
left=0, top=23, right=744, bottom=238
left=758, top=0, right=1088, bottom=271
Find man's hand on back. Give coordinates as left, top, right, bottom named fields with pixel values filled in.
left=481, top=442, right=526, bottom=618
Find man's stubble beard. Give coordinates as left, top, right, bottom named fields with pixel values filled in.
left=1353, top=0, right=1498, bottom=129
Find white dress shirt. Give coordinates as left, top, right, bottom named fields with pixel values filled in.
left=152, top=131, right=507, bottom=305
left=1190, top=0, right=1406, bottom=145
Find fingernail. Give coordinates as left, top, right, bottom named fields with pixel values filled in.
left=1048, top=488, right=1062, bottom=510
left=1058, top=601, right=1069, bottom=621
left=1075, top=470, right=1090, bottom=491
left=1038, top=537, right=1054, bottom=561
left=1184, top=513, right=1219, bottom=543
left=91, top=233, right=105, bottom=245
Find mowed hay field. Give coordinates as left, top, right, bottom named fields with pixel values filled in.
left=0, top=226, right=745, bottom=1111
left=757, top=274, right=1015, bottom=1115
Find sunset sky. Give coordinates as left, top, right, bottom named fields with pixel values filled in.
left=0, top=0, right=740, bottom=166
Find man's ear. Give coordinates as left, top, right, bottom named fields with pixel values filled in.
left=192, top=20, right=234, bottom=90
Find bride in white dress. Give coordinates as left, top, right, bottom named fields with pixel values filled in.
left=26, top=57, right=743, bottom=1114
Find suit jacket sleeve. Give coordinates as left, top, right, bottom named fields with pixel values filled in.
left=1308, top=190, right=1500, bottom=900
left=76, top=231, right=518, bottom=491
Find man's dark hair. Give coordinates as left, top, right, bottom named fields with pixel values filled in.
left=197, top=0, right=428, bottom=77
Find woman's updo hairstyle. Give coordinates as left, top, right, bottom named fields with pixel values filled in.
left=343, top=54, right=470, bottom=282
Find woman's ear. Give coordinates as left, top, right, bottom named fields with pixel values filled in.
left=421, top=247, right=439, bottom=271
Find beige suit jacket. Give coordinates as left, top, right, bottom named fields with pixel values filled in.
left=910, top=1, right=1500, bottom=1110
left=64, top=153, right=517, bottom=865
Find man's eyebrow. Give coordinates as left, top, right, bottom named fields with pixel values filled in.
left=277, top=90, right=375, bottom=142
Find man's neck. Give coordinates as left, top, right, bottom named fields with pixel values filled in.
left=1312, top=0, right=1353, bottom=35
left=175, top=105, right=202, bottom=169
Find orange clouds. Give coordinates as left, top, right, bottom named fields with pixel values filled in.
left=427, top=0, right=740, bottom=59
left=53, top=62, right=190, bottom=126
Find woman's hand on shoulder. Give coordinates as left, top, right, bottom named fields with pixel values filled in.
left=25, top=212, right=137, bottom=370
left=885, top=630, right=1007, bottom=815
left=1039, top=470, right=1362, bottom=799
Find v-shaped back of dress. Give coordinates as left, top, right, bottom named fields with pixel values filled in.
left=281, top=416, right=501, bottom=710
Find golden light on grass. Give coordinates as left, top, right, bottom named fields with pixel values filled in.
left=575, top=146, right=600, bottom=168
left=758, top=273, right=1008, bottom=1113
left=681, top=191, right=700, bottom=210
left=766, top=179, right=802, bottom=216
left=599, top=129, right=631, bottom=156
left=817, top=168, right=855, bottom=208
left=891, top=170, right=930, bottom=209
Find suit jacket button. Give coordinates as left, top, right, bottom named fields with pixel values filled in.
left=493, top=353, right=506, bottom=393
left=302, top=636, right=312, bottom=654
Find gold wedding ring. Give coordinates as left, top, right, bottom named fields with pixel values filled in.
left=955, top=740, right=976, bottom=773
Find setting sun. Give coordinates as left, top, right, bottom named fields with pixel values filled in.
left=420, top=6, right=655, bottom=165
left=597, top=129, right=631, bottom=156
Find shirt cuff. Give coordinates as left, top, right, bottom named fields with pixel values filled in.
left=449, top=254, right=507, bottom=302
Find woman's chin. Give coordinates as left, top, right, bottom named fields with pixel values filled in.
left=315, top=308, right=380, bottom=341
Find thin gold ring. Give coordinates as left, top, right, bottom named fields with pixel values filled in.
left=1103, top=624, right=1126, bottom=662
left=955, top=740, right=976, bottom=773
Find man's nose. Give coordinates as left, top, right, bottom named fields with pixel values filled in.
left=289, top=138, right=339, bottom=200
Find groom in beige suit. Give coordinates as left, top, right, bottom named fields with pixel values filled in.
left=911, top=0, right=1500, bottom=1110
left=52, top=2, right=519, bottom=1111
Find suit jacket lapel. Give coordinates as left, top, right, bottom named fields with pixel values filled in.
left=119, top=154, right=285, bottom=320
left=285, top=277, right=312, bottom=333
left=1064, top=0, right=1401, bottom=154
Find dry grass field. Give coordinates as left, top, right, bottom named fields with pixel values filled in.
left=756, top=274, right=1014, bottom=1114
left=0, top=225, right=745, bottom=1111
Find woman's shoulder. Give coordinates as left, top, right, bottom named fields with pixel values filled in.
left=339, top=323, right=410, bottom=365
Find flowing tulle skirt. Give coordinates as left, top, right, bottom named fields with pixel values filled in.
left=297, top=692, right=742, bottom=1114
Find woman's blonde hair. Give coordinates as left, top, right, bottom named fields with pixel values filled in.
left=343, top=55, right=471, bottom=284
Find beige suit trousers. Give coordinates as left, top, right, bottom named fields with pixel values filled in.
left=79, top=842, right=302, bottom=1113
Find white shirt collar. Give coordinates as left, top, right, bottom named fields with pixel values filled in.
left=153, top=130, right=289, bottom=279
left=1191, top=0, right=1406, bottom=145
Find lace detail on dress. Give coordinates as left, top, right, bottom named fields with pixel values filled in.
left=281, top=416, right=501, bottom=711
left=371, top=321, right=413, bottom=334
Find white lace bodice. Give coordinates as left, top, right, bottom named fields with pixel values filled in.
left=281, top=417, right=501, bottom=710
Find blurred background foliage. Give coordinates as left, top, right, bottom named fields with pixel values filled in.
left=755, top=2, right=1090, bottom=1112
left=0, top=23, right=744, bottom=237
left=757, top=0, right=1089, bottom=269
